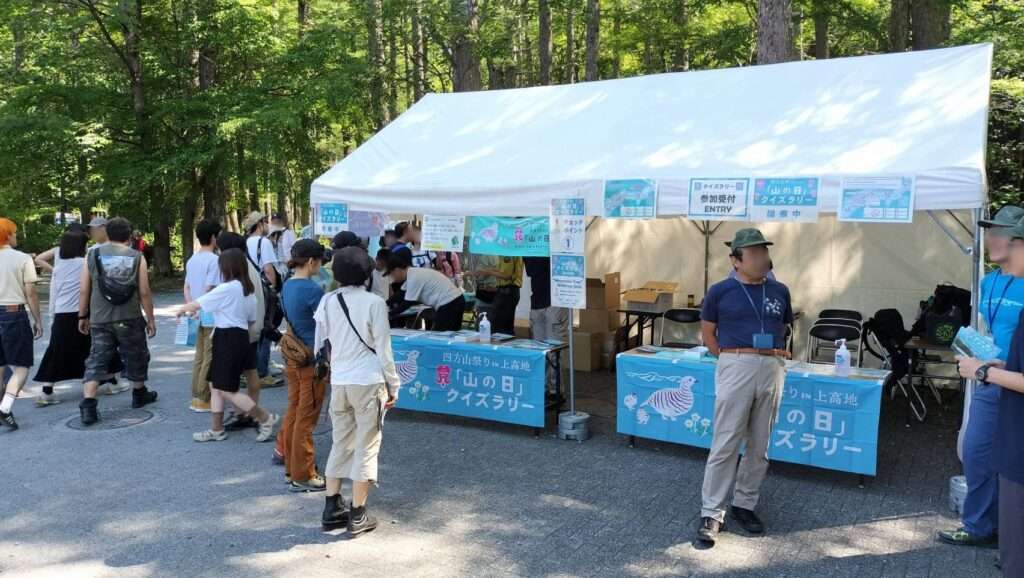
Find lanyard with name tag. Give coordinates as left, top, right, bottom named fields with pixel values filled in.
left=737, top=279, right=773, bottom=349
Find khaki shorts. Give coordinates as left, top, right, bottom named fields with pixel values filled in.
left=325, top=383, right=388, bottom=483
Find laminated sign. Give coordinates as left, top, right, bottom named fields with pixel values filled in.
left=550, top=198, right=586, bottom=309
left=751, top=178, right=820, bottom=223
left=422, top=215, right=466, bottom=253
left=315, top=203, right=349, bottom=236
left=688, top=178, right=750, bottom=220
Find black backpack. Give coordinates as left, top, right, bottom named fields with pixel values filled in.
left=910, top=284, right=971, bottom=344
left=93, top=250, right=138, bottom=306
left=863, top=309, right=911, bottom=381
left=247, top=252, right=284, bottom=343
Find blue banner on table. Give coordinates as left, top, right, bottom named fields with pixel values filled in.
left=751, top=177, right=820, bottom=223
left=392, top=335, right=547, bottom=427
left=604, top=179, right=657, bottom=219
left=469, top=217, right=550, bottom=256
left=616, top=354, right=884, bottom=475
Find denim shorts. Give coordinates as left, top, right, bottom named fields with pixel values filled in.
left=84, top=318, right=150, bottom=383
left=0, top=309, right=34, bottom=368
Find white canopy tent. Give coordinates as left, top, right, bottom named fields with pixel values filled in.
left=311, top=43, right=992, bottom=217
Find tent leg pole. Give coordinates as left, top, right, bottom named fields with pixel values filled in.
left=704, top=221, right=711, bottom=295
left=958, top=209, right=984, bottom=463
left=569, top=309, right=576, bottom=416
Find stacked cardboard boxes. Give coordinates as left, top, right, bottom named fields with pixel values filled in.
left=573, top=273, right=621, bottom=371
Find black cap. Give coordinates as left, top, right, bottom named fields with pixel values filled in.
left=331, top=230, right=363, bottom=250
left=291, top=239, right=324, bottom=261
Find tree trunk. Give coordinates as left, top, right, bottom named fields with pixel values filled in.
left=910, top=0, right=950, bottom=50
left=452, top=0, right=482, bottom=92
left=813, top=6, right=829, bottom=59
left=584, top=0, right=599, bottom=81
left=182, top=173, right=199, bottom=264
left=11, top=19, right=24, bottom=74
left=565, top=1, right=576, bottom=83
left=671, top=0, right=689, bottom=72
left=539, top=0, right=552, bottom=85
left=298, top=0, right=310, bottom=39
left=611, top=0, right=620, bottom=77
left=889, top=0, right=911, bottom=52
left=756, top=0, right=796, bottom=65
left=412, top=0, right=427, bottom=100
left=519, top=0, right=533, bottom=86
left=367, top=0, right=389, bottom=127
left=387, top=18, right=399, bottom=120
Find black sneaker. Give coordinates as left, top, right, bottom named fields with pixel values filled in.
left=224, top=415, right=257, bottom=431
left=79, top=398, right=99, bottom=425
left=937, top=527, right=998, bottom=549
left=730, top=506, right=764, bottom=534
left=697, top=517, right=722, bottom=544
left=0, top=410, right=18, bottom=431
left=131, top=387, right=158, bottom=409
left=347, top=505, right=378, bottom=536
left=322, top=495, right=350, bottom=531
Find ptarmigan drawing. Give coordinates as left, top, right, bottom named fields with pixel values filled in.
left=396, top=350, right=420, bottom=385
left=640, top=376, right=696, bottom=420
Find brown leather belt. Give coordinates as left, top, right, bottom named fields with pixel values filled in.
left=719, top=347, right=791, bottom=359
left=2, top=304, right=25, bottom=313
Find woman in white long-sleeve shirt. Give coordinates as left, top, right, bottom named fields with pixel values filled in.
left=314, top=246, right=400, bottom=536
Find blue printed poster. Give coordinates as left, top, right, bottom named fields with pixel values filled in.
left=348, top=211, right=389, bottom=238
left=315, top=203, right=349, bottom=236
left=751, top=178, right=820, bottom=223
left=469, top=216, right=550, bottom=257
left=839, top=176, right=915, bottom=224
left=616, top=354, right=884, bottom=475
left=392, top=335, right=547, bottom=427
left=604, top=179, right=658, bottom=219
left=551, top=254, right=586, bottom=309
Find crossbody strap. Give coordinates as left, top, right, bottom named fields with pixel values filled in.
left=336, top=291, right=376, bottom=355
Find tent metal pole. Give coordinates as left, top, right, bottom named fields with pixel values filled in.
left=958, top=209, right=984, bottom=462
left=569, top=309, right=576, bottom=415
left=927, top=210, right=972, bottom=256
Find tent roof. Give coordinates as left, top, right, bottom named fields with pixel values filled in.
left=311, top=44, right=993, bottom=217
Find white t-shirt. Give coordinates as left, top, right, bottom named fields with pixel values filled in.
left=49, top=254, right=83, bottom=315
left=247, top=236, right=278, bottom=271
left=402, top=267, right=461, bottom=309
left=185, top=250, right=220, bottom=302
left=0, top=247, right=38, bottom=306
left=371, top=269, right=390, bottom=301
left=196, top=280, right=257, bottom=330
left=276, top=229, right=297, bottom=264
left=314, top=286, right=400, bottom=393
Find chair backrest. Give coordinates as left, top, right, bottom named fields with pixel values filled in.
left=664, top=308, right=701, bottom=325
left=817, top=309, right=863, bottom=322
left=808, top=322, right=861, bottom=344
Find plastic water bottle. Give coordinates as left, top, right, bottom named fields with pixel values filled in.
left=479, top=313, right=492, bottom=343
left=834, top=339, right=851, bottom=377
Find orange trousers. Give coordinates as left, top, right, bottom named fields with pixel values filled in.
left=275, top=363, right=326, bottom=482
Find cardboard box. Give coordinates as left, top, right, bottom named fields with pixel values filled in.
left=585, top=272, right=621, bottom=311
left=577, top=309, right=623, bottom=333
left=623, top=281, right=679, bottom=314
left=514, top=318, right=531, bottom=339
left=573, top=331, right=604, bottom=372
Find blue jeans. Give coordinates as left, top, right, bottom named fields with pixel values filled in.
left=962, top=383, right=1000, bottom=537
left=257, top=337, right=271, bottom=378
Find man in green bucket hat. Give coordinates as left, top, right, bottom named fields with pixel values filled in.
left=697, top=227, right=793, bottom=545
left=938, top=205, right=1024, bottom=550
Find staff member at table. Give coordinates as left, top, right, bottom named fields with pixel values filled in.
left=939, top=205, right=1024, bottom=549
left=957, top=218, right=1024, bottom=578
left=697, top=228, right=793, bottom=546
left=387, top=246, right=466, bottom=332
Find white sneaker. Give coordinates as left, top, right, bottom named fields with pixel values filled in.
left=35, top=392, right=61, bottom=406
left=101, top=382, right=131, bottom=395
left=256, top=413, right=280, bottom=442
left=193, top=429, right=227, bottom=442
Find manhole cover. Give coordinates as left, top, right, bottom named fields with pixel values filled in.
left=66, top=408, right=155, bottom=431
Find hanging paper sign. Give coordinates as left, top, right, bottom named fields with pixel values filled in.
left=469, top=217, right=549, bottom=257
left=551, top=254, right=586, bottom=309
left=604, top=179, right=657, bottom=219
left=422, top=215, right=466, bottom=253
left=550, top=198, right=586, bottom=256
left=314, top=203, right=348, bottom=236
left=348, top=211, right=389, bottom=238
left=751, top=178, right=820, bottom=223
left=688, top=178, right=750, bottom=220
left=839, top=176, right=915, bottom=224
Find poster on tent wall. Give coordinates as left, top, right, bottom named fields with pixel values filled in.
left=688, top=178, right=750, bottom=220
left=550, top=198, right=586, bottom=309
left=838, top=176, right=915, bottom=224
left=422, top=215, right=466, bottom=253
left=469, top=217, right=550, bottom=256
left=751, top=178, right=820, bottom=223
left=348, top=211, right=389, bottom=238
left=314, top=203, right=349, bottom=236
left=604, top=179, right=657, bottom=219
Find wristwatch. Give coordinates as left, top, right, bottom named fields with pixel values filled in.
left=975, top=364, right=992, bottom=383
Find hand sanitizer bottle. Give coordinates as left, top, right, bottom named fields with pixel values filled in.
left=834, top=339, right=851, bottom=377
left=479, top=313, right=491, bottom=343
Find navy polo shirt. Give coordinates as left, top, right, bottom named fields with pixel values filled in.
left=701, top=277, right=793, bottom=349
left=995, top=311, right=1024, bottom=484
